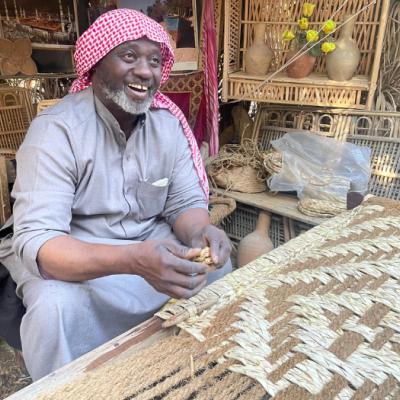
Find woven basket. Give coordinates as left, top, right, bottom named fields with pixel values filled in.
left=212, top=165, right=266, bottom=193
left=298, top=197, right=347, bottom=217
left=209, top=196, right=237, bottom=226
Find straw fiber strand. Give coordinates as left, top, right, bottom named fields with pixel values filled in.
left=43, top=197, right=400, bottom=399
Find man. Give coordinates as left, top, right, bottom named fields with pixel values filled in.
left=0, top=9, right=231, bottom=380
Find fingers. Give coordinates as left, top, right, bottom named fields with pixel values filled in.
left=166, top=269, right=206, bottom=290
left=210, top=239, right=231, bottom=267
left=171, top=257, right=208, bottom=275
left=165, top=278, right=207, bottom=300
left=202, top=226, right=232, bottom=267
left=165, top=242, right=201, bottom=261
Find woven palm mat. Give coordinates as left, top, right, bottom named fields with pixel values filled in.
left=40, top=197, right=400, bottom=400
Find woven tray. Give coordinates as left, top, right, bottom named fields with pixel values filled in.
left=298, top=197, right=347, bottom=217
left=41, top=196, right=400, bottom=399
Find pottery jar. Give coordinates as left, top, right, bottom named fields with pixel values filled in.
left=244, top=23, right=273, bottom=75
left=326, top=14, right=360, bottom=81
left=237, top=211, right=274, bottom=267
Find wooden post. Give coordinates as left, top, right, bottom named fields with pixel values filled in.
left=0, top=155, right=11, bottom=226
left=366, top=0, right=391, bottom=110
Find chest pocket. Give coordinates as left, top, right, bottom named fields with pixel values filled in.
left=137, top=180, right=169, bottom=220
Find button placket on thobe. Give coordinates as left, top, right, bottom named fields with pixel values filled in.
left=120, top=121, right=143, bottom=233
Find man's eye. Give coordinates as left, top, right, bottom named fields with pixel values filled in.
left=123, top=52, right=136, bottom=61
left=151, top=57, right=161, bottom=65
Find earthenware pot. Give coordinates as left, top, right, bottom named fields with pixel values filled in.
left=237, top=211, right=274, bottom=267
left=244, top=24, right=273, bottom=75
left=326, top=14, right=360, bottom=81
left=286, top=49, right=316, bottom=79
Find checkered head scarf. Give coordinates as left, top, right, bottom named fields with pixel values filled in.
left=70, top=8, right=209, bottom=199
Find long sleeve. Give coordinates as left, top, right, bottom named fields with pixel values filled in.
left=12, top=115, right=77, bottom=277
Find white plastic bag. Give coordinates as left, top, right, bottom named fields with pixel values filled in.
left=268, top=131, right=371, bottom=203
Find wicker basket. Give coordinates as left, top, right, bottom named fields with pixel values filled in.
left=36, top=98, right=61, bottom=114
left=0, top=86, right=34, bottom=150
left=256, top=105, right=400, bottom=140
left=222, top=0, right=390, bottom=109
left=254, top=123, right=400, bottom=202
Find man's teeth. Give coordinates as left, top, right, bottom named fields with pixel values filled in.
left=128, top=84, right=148, bottom=91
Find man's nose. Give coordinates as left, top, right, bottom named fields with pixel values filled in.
left=133, top=58, right=153, bottom=80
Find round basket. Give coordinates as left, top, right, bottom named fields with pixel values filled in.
left=212, top=166, right=266, bottom=193
left=208, top=196, right=236, bottom=225
left=298, top=197, right=347, bottom=217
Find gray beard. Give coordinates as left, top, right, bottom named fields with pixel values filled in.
left=102, top=85, right=155, bottom=115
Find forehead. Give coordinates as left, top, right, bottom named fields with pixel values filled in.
left=110, top=38, right=161, bottom=55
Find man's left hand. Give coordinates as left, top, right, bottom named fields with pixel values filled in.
left=190, top=224, right=231, bottom=268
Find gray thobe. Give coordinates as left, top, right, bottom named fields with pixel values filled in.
left=0, top=88, right=231, bottom=380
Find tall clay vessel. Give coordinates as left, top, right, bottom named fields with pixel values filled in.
left=237, top=211, right=274, bottom=267
left=326, top=14, right=360, bottom=81
left=244, top=23, right=273, bottom=75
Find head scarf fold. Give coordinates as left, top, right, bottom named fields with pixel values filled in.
left=70, top=8, right=209, bottom=199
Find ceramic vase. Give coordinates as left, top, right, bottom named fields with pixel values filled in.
left=237, top=211, right=274, bottom=267
left=244, top=24, right=273, bottom=75
left=326, top=14, right=360, bottom=81
left=286, top=49, right=316, bottom=79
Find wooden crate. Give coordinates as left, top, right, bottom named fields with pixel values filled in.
left=253, top=123, right=400, bottom=201
left=255, top=105, right=400, bottom=139
left=0, top=86, right=34, bottom=150
left=222, top=0, right=390, bottom=109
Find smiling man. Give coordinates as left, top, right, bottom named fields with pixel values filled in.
left=0, top=9, right=231, bottom=380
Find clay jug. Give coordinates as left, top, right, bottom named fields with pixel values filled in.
left=244, top=24, right=273, bottom=75
left=237, top=211, right=274, bottom=267
left=326, top=14, right=360, bottom=81
left=286, top=48, right=316, bottom=78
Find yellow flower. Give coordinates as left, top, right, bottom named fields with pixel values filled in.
left=323, top=19, right=336, bottom=35
left=306, top=29, right=319, bottom=42
left=282, top=29, right=295, bottom=41
left=302, top=2, right=315, bottom=17
left=298, top=18, right=309, bottom=30
left=321, top=42, right=336, bottom=53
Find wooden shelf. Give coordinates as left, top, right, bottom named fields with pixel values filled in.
left=222, top=0, right=390, bottom=109
left=213, top=189, right=329, bottom=226
left=229, top=71, right=370, bottom=89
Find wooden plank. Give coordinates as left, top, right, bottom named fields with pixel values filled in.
left=0, top=156, right=11, bottom=226
left=229, top=71, right=370, bottom=89
left=7, top=317, right=176, bottom=400
left=213, top=189, right=329, bottom=226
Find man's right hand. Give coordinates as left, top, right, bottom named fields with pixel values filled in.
left=130, top=240, right=208, bottom=299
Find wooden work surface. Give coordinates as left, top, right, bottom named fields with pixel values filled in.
left=213, top=189, right=329, bottom=226
left=7, top=317, right=176, bottom=400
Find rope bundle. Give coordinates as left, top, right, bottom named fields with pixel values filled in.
left=262, top=150, right=282, bottom=175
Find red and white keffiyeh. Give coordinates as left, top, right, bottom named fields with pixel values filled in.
left=70, top=8, right=209, bottom=199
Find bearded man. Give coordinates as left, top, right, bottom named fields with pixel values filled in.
left=0, top=9, right=231, bottom=380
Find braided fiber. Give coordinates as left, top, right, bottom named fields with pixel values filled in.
left=40, top=197, right=400, bottom=399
